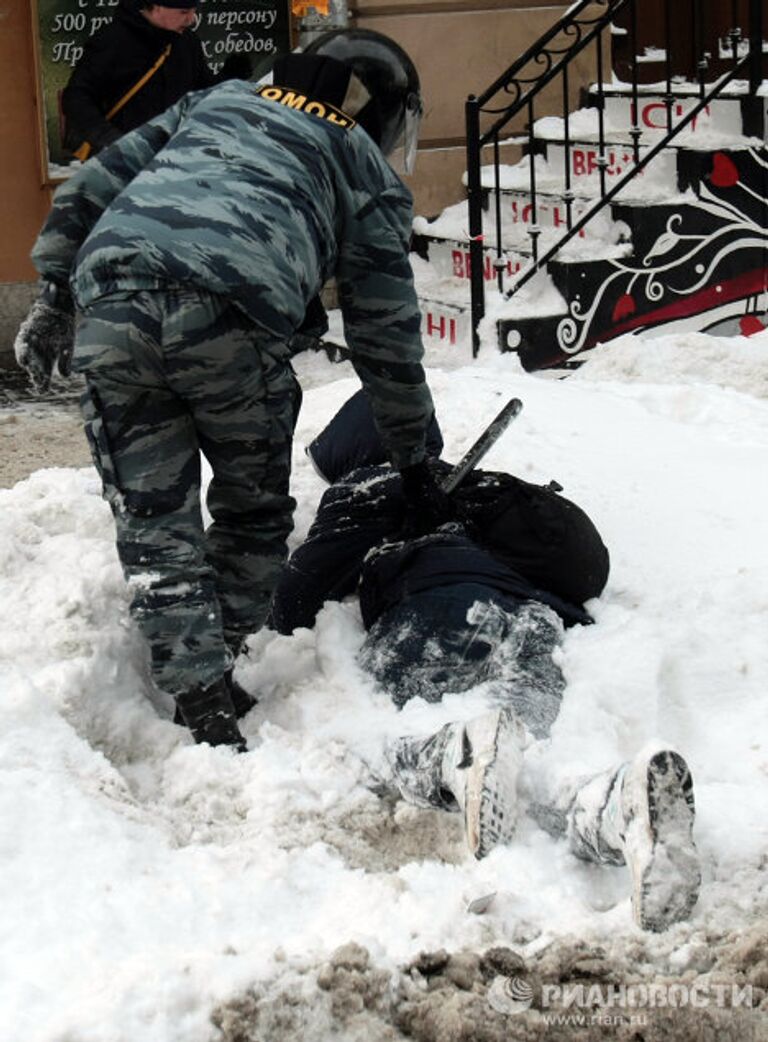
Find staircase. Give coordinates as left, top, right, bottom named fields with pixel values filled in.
left=413, top=0, right=768, bottom=370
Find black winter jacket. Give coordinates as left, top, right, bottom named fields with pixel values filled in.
left=62, top=0, right=214, bottom=154
left=268, top=463, right=608, bottom=635
left=358, top=532, right=592, bottom=632
left=269, top=392, right=609, bottom=635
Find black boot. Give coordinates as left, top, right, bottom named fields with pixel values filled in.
left=172, top=671, right=256, bottom=725
left=225, top=669, right=258, bottom=720
left=175, top=678, right=247, bottom=752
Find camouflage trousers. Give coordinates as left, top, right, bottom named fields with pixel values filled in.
left=74, top=288, right=301, bottom=696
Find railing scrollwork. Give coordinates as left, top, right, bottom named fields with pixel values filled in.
left=465, top=0, right=765, bottom=355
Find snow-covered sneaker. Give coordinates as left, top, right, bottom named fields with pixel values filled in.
left=621, top=748, right=700, bottom=932
left=443, top=709, right=526, bottom=859
left=386, top=709, right=525, bottom=858
left=568, top=747, right=700, bottom=931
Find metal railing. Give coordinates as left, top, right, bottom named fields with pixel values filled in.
left=465, top=0, right=765, bottom=354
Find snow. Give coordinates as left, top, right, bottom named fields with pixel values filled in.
left=609, top=76, right=755, bottom=95
left=477, top=269, right=569, bottom=330
left=413, top=200, right=631, bottom=264
left=571, top=327, right=768, bottom=398
left=470, top=151, right=697, bottom=205
left=533, top=106, right=764, bottom=150
left=2, top=325, right=768, bottom=1041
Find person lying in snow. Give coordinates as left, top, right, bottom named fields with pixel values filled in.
left=268, top=390, right=701, bottom=932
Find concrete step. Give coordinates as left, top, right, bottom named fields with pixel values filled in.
left=604, top=94, right=747, bottom=139
left=483, top=142, right=680, bottom=201
left=596, top=79, right=760, bottom=100
left=497, top=266, right=768, bottom=371
left=479, top=139, right=759, bottom=205
left=534, top=96, right=756, bottom=148
left=413, top=194, right=632, bottom=263
left=419, top=297, right=473, bottom=351
left=417, top=237, right=526, bottom=285
left=413, top=257, right=569, bottom=355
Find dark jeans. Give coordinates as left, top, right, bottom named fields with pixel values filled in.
left=358, top=582, right=566, bottom=739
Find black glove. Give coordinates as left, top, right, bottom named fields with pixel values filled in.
left=14, top=284, right=76, bottom=393
left=399, top=459, right=457, bottom=538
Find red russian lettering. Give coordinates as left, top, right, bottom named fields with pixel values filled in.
left=642, top=102, right=666, bottom=129
left=426, top=313, right=446, bottom=339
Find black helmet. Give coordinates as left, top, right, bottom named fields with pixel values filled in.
left=302, top=29, right=422, bottom=172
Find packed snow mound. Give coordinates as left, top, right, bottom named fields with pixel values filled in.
left=212, top=931, right=768, bottom=1042
left=573, top=328, right=768, bottom=398
left=2, top=353, right=768, bottom=1042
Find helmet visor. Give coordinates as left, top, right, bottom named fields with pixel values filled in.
left=401, top=91, right=422, bottom=175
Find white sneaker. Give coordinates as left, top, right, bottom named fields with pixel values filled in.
left=443, top=709, right=526, bottom=859
left=621, top=748, right=701, bottom=932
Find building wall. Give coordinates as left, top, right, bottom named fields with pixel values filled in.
left=0, top=0, right=54, bottom=357
left=355, top=1, right=598, bottom=216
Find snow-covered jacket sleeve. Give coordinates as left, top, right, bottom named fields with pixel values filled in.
left=269, top=467, right=405, bottom=635
left=31, top=97, right=190, bottom=288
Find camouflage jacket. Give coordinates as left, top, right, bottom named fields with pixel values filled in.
left=32, top=80, right=433, bottom=468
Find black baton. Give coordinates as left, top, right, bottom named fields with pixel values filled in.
left=440, top=397, right=523, bottom=494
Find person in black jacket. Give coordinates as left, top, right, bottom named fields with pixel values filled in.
left=268, top=392, right=701, bottom=932
left=62, top=0, right=328, bottom=356
left=62, top=0, right=333, bottom=357
left=271, top=389, right=608, bottom=656
left=61, top=0, right=248, bottom=157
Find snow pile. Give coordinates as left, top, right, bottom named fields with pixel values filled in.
left=2, top=342, right=768, bottom=1041
left=573, top=327, right=768, bottom=398
left=533, top=105, right=763, bottom=150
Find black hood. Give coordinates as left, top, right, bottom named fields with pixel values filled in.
left=116, top=0, right=181, bottom=43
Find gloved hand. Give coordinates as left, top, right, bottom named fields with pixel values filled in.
left=14, top=285, right=76, bottom=393
left=399, top=459, right=457, bottom=537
